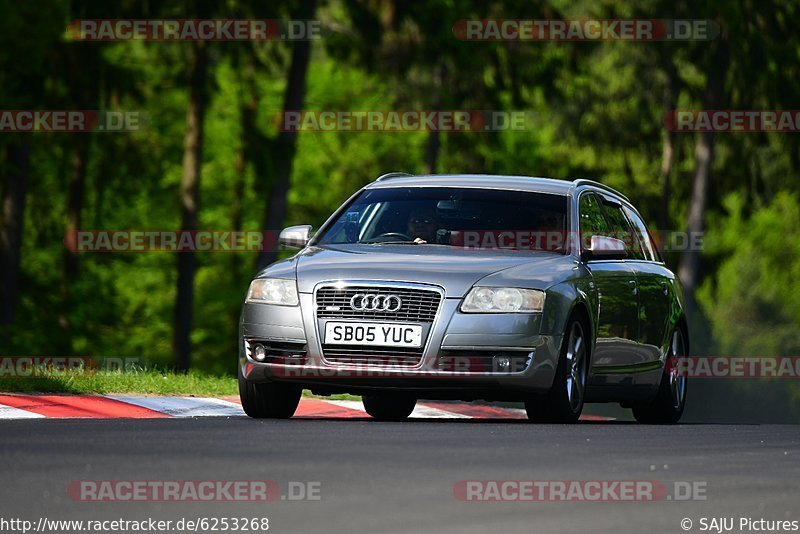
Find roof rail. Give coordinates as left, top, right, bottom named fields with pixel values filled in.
left=572, top=179, right=629, bottom=201
left=376, top=171, right=414, bottom=182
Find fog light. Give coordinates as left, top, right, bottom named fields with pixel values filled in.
left=494, top=355, right=511, bottom=372
left=253, top=344, right=267, bottom=362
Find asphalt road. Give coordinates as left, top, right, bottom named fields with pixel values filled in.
left=1, top=418, right=798, bottom=534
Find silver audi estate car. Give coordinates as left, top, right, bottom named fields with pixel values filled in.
left=239, top=173, right=688, bottom=423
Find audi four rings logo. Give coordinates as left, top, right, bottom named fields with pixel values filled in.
left=349, top=293, right=403, bottom=312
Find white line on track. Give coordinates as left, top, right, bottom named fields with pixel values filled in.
left=0, top=404, right=45, bottom=419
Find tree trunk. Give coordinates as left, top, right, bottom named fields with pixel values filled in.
left=0, top=139, right=31, bottom=325
left=659, top=59, right=677, bottom=234
left=64, top=136, right=90, bottom=278
left=256, top=0, right=317, bottom=271
left=677, top=41, right=729, bottom=321
left=174, top=42, right=208, bottom=372
left=423, top=131, right=440, bottom=174
left=232, top=56, right=259, bottom=278
left=423, top=63, right=447, bottom=174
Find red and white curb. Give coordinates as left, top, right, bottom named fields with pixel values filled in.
left=0, top=394, right=613, bottom=421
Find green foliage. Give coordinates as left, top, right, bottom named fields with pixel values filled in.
left=698, top=192, right=800, bottom=356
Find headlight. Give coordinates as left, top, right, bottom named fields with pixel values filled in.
left=246, top=278, right=299, bottom=306
left=461, top=287, right=545, bottom=313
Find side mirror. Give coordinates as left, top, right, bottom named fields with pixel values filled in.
left=279, top=225, right=313, bottom=249
left=581, top=235, right=627, bottom=261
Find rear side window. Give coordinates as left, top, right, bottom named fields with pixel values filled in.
left=578, top=193, right=609, bottom=236
left=623, top=205, right=659, bottom=262
left=599, top=199, right=645, bottom=260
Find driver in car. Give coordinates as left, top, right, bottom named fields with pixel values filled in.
left=407, top=209, right=440, bottom=244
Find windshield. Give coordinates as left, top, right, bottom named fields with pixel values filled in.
left=315, top=187, right=569, bottom=253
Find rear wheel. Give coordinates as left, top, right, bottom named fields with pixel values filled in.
left=632, top=327, right=687, bottom=424
left=525, top=316, right=588, bottom=423
left=238, top=368, right=302, bottom=419
left=363, top=394, right=416, bottom=421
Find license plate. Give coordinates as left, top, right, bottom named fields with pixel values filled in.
left=324, top=322, right=423, bottom=348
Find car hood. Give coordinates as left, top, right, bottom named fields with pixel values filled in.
left=277, top=244, right=578, bottom=297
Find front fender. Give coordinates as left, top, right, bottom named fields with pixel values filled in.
left=540, top=276, right=598, bottom=355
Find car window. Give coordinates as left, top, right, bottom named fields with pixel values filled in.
left=599, top=199, right=643, bottom=260
left=316, top=187, right=569, bottom=253
left=623, top=205, right=659, bottom=262
left=578, top=193, right=609, bottom=237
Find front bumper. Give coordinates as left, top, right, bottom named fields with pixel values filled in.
left=239, top=290, right=562, bottom=396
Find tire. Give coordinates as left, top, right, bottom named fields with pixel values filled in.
left=362, top=394, right=416, bottom=421
left=525, top=316, right=589, bottom=423
left=632, top=327, right=687, bottom=424
left=238, top=368, right=302, bottom=419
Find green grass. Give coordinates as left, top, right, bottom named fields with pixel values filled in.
left=0, top=369, right=363, bottom=400
left=0, top=369, right=238, bottom=396
left=314, top=392, right=362, bottom=401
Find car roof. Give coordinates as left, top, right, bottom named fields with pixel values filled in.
left=365, top=173, right=628, bottom=201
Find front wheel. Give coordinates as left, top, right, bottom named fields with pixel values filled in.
left=238, top=369, right=302, bottom=419
left=632, top=327, right=687, bottom=424
left=362, top=394, right=416, bottom=421
left=525, top=317, right=589, bottom=423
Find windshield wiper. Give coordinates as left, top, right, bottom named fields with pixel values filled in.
left=357, top=240, right=418, bottom=245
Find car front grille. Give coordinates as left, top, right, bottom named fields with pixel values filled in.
left=316, top=286, right=441, bottom=322
left=315, top=284, right=442, bottom=367
left=320, top=346, right=422, bottom=367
